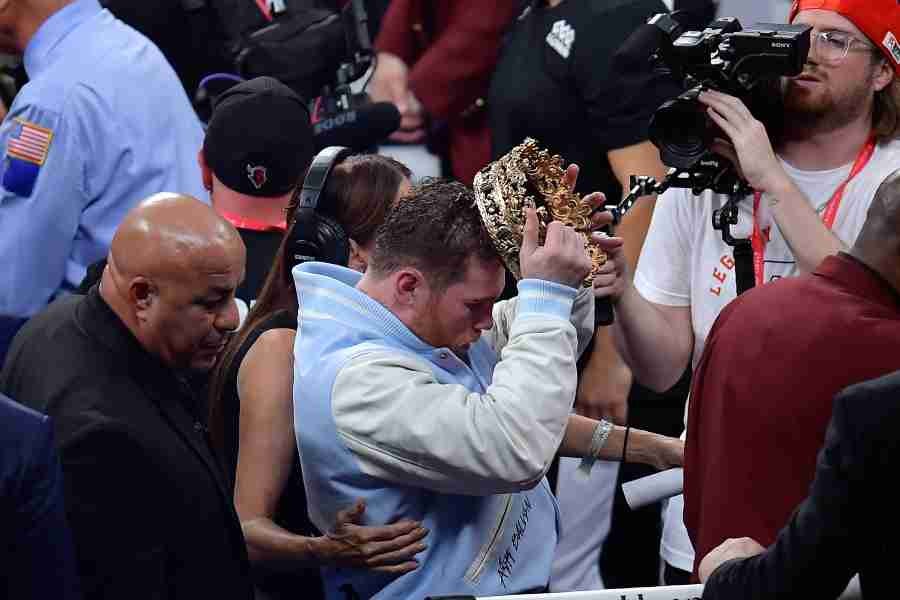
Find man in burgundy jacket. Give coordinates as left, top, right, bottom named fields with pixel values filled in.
left=369, top=0, right=520, bottom=184
left=683, top=168, right=900, bottom=575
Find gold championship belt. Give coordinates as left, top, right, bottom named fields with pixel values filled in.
left=473, top=138, right=607, bottom=287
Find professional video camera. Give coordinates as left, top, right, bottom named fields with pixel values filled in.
left=610, top=14, right=813, bottom=212
left=647, top=15, right=811, bottom=185
left=603, top=14, right=812, bottom=295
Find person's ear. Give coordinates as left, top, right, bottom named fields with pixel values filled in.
left=394, top=268, right=428, bottom=307
left=347, top=238, right=370, bottom=273
left=873, top=59, right=894, bottom=93
left=198, top=149, right=213, bottom=191
left=130, top=277, right=157, bottom=322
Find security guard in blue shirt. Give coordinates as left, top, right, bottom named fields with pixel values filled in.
left=0, top=0, right=206, bottom=361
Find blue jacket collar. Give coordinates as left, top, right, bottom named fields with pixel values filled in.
left=293, top=261, right=436, bottom=354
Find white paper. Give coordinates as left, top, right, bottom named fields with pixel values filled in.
left=472, top=584, right=703, bottom=600
left=621, top=468, right=684, bottom=510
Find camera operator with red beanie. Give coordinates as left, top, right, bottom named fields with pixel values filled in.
left=681, top=0, right=900, bottom=581
left=592, top=0, right=900, bottom=583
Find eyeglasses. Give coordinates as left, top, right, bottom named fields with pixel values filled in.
left=811, top=29, right=877, bottom=64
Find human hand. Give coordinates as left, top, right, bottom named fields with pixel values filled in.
left=519, top=163, right=613, bottom=287
left=698, top=537, right=766, bottom=582
left=590, top=234, right=628, bottom=303
left=391, top=91, right=427, bottom=143
left=369, top=52, right=409, bottom=105
left=562, top=164, right=615, bottom=232
left=314, top=500, right=428, bottom=574
left=519, top=207, right=592, bottom=288
left=699, top=90, right=790, bottom=194
left=368, top=52, right=426, bottom=143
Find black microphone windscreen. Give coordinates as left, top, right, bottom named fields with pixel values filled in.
left=312, top=102, right=401, bottom=152
left=613, top=22, right=668, bottom=70
left=612, top=13, right=684, bottom=73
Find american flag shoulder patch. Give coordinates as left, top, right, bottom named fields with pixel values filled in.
left=1, top=119, right=54, bottom=197
left=6, top=119, right=53, bottom=165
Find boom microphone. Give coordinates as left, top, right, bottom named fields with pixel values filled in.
left=311, top=101, right=401, bottom=152
left=612, top=12, right=684, bottom=72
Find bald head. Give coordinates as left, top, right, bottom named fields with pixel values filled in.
left=854, top=170, right=900, bottom=250
left=851, top=169, right=900, bottom=291
left=103, top=193, right=246, bottom=371
left=110, top=192, right=244, bottom=283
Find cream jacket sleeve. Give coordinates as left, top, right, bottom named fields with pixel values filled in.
left=331, top=280, right=594, bottom=496
left=484, top=285, right=595, bottom=358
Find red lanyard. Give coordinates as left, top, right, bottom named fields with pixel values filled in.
left=220, top=210, right=286, bottom=233
left=751, top=136, right=876, bottom=286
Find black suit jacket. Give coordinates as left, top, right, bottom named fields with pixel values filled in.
left=703, top=370, right=900, bottom=599
left=1, top=393, right=80, bottom=599
left=0, top=289, right=253, bottom=600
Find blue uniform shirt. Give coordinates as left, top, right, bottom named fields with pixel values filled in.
left=0, top=0, right=206, bottom=320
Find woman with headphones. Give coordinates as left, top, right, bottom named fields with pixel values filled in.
left=207, top=152, right=417, bottom=600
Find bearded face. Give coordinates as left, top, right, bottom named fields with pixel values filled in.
left=782, top=57, right=879, bottom=134
left=782, top=9, right=892, bottom=136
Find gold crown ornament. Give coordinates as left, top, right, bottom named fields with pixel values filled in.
left=473, top=138, right=607, bottom=287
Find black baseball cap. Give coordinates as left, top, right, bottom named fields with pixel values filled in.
left=203, top=76, right=314, bottom=197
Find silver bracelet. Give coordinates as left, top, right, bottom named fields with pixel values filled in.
left=577, top=419, right=614, bottom=477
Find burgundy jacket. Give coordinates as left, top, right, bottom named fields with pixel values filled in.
left=375, top=0, right=520, bottom=184
left=684, top=253, right=900, bottom=574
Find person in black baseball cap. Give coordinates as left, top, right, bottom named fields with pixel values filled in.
left=199, top=76, right=315, bottom=309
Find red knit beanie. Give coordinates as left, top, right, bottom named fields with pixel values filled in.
left=789, top=0, right=900, bottom=74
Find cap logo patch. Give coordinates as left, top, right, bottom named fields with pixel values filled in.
left=884, top=32, right=900, bottom=65
left=246, top=164, right=268, bottom=190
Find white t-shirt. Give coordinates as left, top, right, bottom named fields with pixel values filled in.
left=549, top=458, right=618, bottom=592
left=633, top=138, right=900, bottom=572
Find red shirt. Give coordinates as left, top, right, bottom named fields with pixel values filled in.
left=684, top=253, right=900, bottom=574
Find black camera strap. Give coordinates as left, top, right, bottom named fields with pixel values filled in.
left=710, top=193, right=755, bottom=295
left=732, top=238, right=755, bottom=296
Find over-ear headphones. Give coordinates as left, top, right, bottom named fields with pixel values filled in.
left=285, top=146, right=355, bottom=276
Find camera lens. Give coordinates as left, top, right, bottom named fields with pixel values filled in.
left=648, top=89, right=713, bottom=169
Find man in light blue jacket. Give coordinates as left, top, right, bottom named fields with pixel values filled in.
left=293, top=179, right=682, bottom=599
